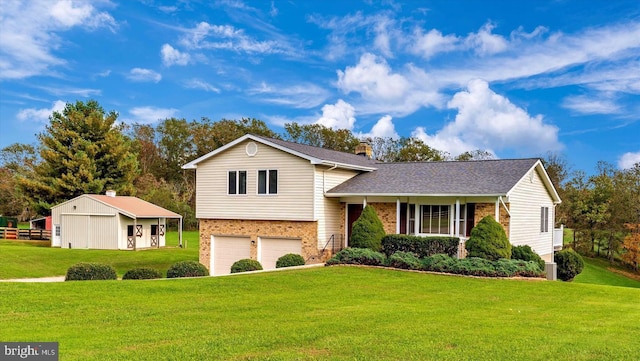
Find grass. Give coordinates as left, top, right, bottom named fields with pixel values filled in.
left=0, top=266, right=639, bottom=360
left=573, top=257, right=640, bottom=288
left=0, top=231, right=199, bottom=279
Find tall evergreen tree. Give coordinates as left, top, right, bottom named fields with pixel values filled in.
left=18, top=100, right=138, bottom=214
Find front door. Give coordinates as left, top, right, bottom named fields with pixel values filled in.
left=347, top=204, right=363, bottom=245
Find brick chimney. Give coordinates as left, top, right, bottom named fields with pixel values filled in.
left=355, top=141, right=372, bottom=159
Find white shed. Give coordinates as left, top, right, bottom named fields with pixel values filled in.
left=51, top=192, right=182, bottom=250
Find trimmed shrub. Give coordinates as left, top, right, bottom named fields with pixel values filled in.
left=349, top=205, right=386, bottom=251
left=122, top=267, right=163, bottom=280
left=512, top=245, right=545, bottom=271
left=555, top=249, right=584, bottom=281
left=386, top=251, right=421, bottom=270
left=166, top=261, right=209, bottom=278
left=465, top=215, right=512, bottom=260
left=65, top=263, right=117, bottom=281
left=326, top=248, right=386, bottom=266
left=421, top=254, right=457, bottom=273
left=276, top=253, right=305, bottom=268
left=452, top=257, right=497, bottom=277
left=381, top=235, right=459, bottom=258
left=230, top=259, right=263, bottom=274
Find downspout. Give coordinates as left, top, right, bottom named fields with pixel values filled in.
left=323, top=163, right=339, bottom=248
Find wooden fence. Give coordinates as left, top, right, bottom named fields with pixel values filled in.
left=0, top=227, right=51, bottom=241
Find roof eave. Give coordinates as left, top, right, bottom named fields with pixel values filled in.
left=324, top=192, right=508, bottom=198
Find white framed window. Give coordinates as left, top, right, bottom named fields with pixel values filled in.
left=420, top=205, right=450, bottom=235
left=540, top=206, right=549, bottom=233
left=228, top=170, right=247, bottom=195
left=257, top=169, right=278, bottom=194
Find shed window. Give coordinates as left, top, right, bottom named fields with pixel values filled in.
left=127, top=225, right=134, bottom=237
left=228, top=171, right=247, bottom=195
left=258, top=170, right=278, bottom=194
left=151, top=225, right=158, bottom=236
left=55, top=225, right=61, bottom=237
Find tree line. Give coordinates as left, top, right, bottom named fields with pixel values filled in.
left=1, top=100, right=638, bottom=271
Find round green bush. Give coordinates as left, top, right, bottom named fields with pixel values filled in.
left=465, top=215, right=512, bottom=260
left=512, top=245, right=545, bottom=271
left=276, top=253, right=305, bottom=268
left=386, top=251, right=421, bottom=270
left=166, top=261, right=209, bottom=278
left=349, top=205, right=386, bottom=252
left=65, top=262, right=117, bottom=281
left=122, top=267, right=163, bottom=280
left=326, top=248, right=386, bottom=266
left=230, top=259, right=263, bottom=273
left=555, top=249, right=584, bottom=281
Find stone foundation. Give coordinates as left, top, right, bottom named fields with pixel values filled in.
left=199, top=219, right=328, bottom=271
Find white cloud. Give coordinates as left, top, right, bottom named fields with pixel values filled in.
left=414, top=79, right=561, bottom=156
left=178, top=21, right=293, bottom=55
left=464, top=22, right=508, bottom=56
left=249, top=82, right=330, bottom=109
left=127, top=107, right=178, bottom=124
left=315, top=100, right=356, bottom=129
left=16, top=100, right=66, bottom=125
left=619, top=152, right=640, bottom=169
left=336, top=53, right=444, bottom=116
left=184, top=79, right=220, bottom=93
left=411, top=29, right=459, bottom=59
left=0, top=0, right=117, bottom=79
left=357, top=115, right=400, bottom=139
left=562, top=95, right=621, bottom=115
left=161, top=44, right=190, bottom=66
left=337, top=53, right=409, bottom=100
left=127, top=68, right=162, bottom=83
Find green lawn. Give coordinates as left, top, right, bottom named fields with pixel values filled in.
left=1, top=266, right=638, bottom=360
left=573, top=257, right=640, bottom=288
left=0, top=231, right=199, bottom=279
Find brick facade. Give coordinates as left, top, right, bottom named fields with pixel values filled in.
left=368, top=202, right=397, bottom=235
left=199, top=219, right=329, bottom=271
left=473, top=202, right=510, bottom=238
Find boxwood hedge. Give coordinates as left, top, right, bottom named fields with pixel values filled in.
left=381, top=235, right=459, bottom=258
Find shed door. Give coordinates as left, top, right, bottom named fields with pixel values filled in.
left=61, top=215, right=89, bottom=249
left=212, top=235, right=252, bottom=275
left=260, top=237, right=302, bottom=270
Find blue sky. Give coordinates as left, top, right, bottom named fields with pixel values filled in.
left=1, top=0, right=639, bottom=174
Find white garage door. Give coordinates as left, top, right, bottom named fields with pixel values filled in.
left=212, top=235, right=252, bottom=275
left=260, top=237, right=302, bottom=270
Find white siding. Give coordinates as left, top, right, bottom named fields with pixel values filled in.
left=195, top=140, right=316, bottom=221
left=508, top=167, right=555, bottom=258
left=314, top=166, right=360, bottom=248
left=53, top=196, right=120, bottom=249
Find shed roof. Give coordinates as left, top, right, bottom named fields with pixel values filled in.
left=85, top=195, right=182, bottom=219
left=327, top=158, right=552, bottom=198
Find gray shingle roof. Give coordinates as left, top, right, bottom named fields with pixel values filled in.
left=327, top=158, right=540, bottom=195
left=255, top=135, right=379, bottom=169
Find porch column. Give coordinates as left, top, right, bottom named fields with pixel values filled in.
left=455, top=199, right=460, bottom=237
left=396, top=198, right=400, bottom=234
left=179, top=217, right=183, bottom=248
left=363, top=198, right=367, bottom=207
left=495, top=199, right=500, bottom=220
left=414, top=204, right=419, bottom=234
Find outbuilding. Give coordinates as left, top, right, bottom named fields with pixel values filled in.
left=51, top=191, right=182, bottom=249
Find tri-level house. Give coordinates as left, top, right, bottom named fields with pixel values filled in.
left=183, top=134, right=561, bottom=275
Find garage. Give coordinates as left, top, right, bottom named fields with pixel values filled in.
left=211, top=235, right=252, bottom=275
left=259, top=237, right=302, bottom=270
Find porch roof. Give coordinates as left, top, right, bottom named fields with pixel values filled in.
left=326, top=158, right=541, bottom=197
